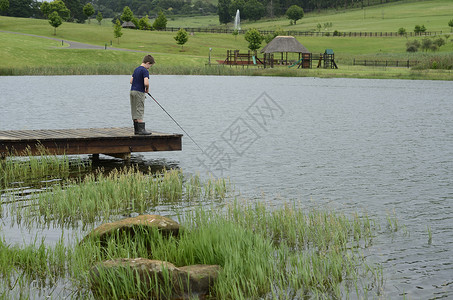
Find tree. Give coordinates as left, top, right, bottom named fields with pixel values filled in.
left=229, top=0, right=245, bottom=18
left=448, top=19, right=453, bottom=32
left=40, top=1, right=50, bottom=17
left=96, top=11, right=102, bottom=25
left=153, top=11, right=167, bottom=30
left=406, top=39, right=420, bottom=52
left=218, top=0, right=232, bottom=24
left=138, top=15, right=151, bottom=30
left=113, top=19, right=123, bottom=44
left=174, top=28, right=189, bottom=49
left=8, top=0, right=37, bottom=18
left=414, top=24, right=426, bottom=35
left=421, top=37, right=433, bottom=52
left=244, top=28, right=264, bottom=53
left=0, top=0, right=9, bottom=15
left=286, top=5, right=304, bottom=25
left=121, top=6, right=133, bottom=22
left=243, top=0, right=265, bottom=21
left=62, top=0, right=86, bottom=22
left=42, top=0, right=70, bottom=21
left=83, top=3, right=94, bottom=23
left=48, top=11, right=62, bottom=35
left=398, top=27, right=406, bottom=36
left=232, top=29, right=239, bottom=40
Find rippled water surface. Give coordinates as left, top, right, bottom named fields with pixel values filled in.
left=1, top=75, right=452, bottom=298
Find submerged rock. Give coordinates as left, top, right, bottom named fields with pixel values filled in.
left=81, top=214, right=181, bottom=244
left=90, top=258, right=220, bottom=299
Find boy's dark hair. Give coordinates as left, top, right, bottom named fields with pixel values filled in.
left=143, top=55, right=155, bottom=65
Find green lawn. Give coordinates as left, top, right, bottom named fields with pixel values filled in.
left=0, top=0, right=452, bottom=79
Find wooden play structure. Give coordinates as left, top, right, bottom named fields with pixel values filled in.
left=218, top=36, right=338, bottom=69
left=220, top=50, right=264, bottom=65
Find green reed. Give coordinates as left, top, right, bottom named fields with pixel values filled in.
left=0, top=198, right=381, bottom=299
left=0, top=146, right=90, bottom=189
left=7, top=167, right=231, bottom=228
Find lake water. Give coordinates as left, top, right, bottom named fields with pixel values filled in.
left=1, top=75, right=452, bottom=299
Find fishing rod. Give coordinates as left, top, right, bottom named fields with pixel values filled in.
left=146, top=92, right=204, bottom=153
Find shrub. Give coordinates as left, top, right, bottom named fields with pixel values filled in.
left=414, top=24, right=427, bottom=34
left=406, top=39, right=420, bottom=52
left=433, top=37, right=445, bottom=47
left=398, top=27, right=406, bottom=36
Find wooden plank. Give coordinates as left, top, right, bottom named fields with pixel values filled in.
left=0, top=127, right=182, bottom=158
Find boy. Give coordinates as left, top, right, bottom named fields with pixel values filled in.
left=130, top=54, right=155, bottom=135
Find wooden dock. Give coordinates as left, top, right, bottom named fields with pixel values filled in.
left=0, top=127, right=182, bottom=160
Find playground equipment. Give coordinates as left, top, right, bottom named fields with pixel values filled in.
left=218, top=48, right=337, bottom=69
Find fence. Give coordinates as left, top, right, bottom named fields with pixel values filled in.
left=353, top=59, right=419, bottom=68
left=160, top=27, right=444, bottom=37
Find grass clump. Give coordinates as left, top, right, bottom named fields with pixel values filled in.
left=0, top=199, right=381, bottom=299
left=71, top=201, right=380, bottom=299
left=7, top=167, right=231, bottom=228
left=0, top=146, right=90, bottom=189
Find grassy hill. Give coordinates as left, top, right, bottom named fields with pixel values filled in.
left=0, top=0, right=452, bottom=79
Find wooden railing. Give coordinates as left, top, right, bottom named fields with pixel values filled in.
left=158, top=27, right=445, bottom=37
left=353, top=59, right=419, bottom=68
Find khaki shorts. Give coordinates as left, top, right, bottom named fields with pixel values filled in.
left=130, top=90, right=145, bottom=120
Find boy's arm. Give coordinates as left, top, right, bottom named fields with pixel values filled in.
left=130, top=76, right=133, bottom=84
left=144, top=77, right=149, bottom=93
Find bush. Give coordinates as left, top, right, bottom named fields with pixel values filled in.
left=398, top=27, right=406, bottom=36
left=333, top=30, right=340, bottom=36
left=412, top=54, right=453, bottom=70
left=414, top=24, right=427, bottom=34
left=406, top=39, right=420, bottom=52
left=433, top=37, right=445, bottom=47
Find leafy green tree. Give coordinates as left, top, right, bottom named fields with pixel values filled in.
left=232, top=29, right=239, bottom=40
left=96, top=11, right=102, bottom=25
left=138, top=15, right=151, bottom=30
left=286, top=5, right=304, bottom=25
left=244, top=28, right=264, bottom=53
left=174, top=28, right=189, bottom=49
left=83, top=3, right=94, bottom=23
left=42, top=0, right=70, bottom=21
left=229, top=0, right=245, bottom=17
left=40, top=1, right=50, bottom=17
left=62, top=0, right=86, bottom=22
left=414, top=24, right=426, bottom=35
left=406, top=39, right=420, bottom=52
left=48, top=11, right=62, bottom=35
left=243, top=0, right=265, bottom=21
left=448, top=19, right=453, bottom=32
left=218, top=0, right=232, bottom=24
left=121, top=6, right=133, bottom=22
left=113, top=19, right=123, bottom=44
left=421, top=37, right=434, bottom=51
left=0, top=0, right=9, bottom=15
left=153, top=11, right=167, bottom=30
left=6, top=0, right=36, bottom=18
left=398, top=27, right=406, bottom=36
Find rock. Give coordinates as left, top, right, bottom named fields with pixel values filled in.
left=90, top=258, right=220, bottom=299
left=81, top=214, right=181, bottom=244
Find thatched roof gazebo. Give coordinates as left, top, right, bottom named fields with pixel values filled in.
left=122, top=21, right=136, bottom=29
left=261, top=36, right=311, bottom=67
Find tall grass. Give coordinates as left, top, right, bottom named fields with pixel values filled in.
left=6, top=167, right=231, bottom=228
left=0, top=199, right=381, bottom=299
left=0, top=146, right=90, bottom=189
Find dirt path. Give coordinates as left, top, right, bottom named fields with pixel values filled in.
left=1, top=30, right=146, bottom=52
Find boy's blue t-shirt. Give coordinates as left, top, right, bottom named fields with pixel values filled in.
left=130, top=66, right=149, bottom=93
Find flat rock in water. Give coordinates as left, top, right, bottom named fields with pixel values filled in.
left=90, top=258, right=220, bottom=299
left=82, top=214, right=181, bottom=243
